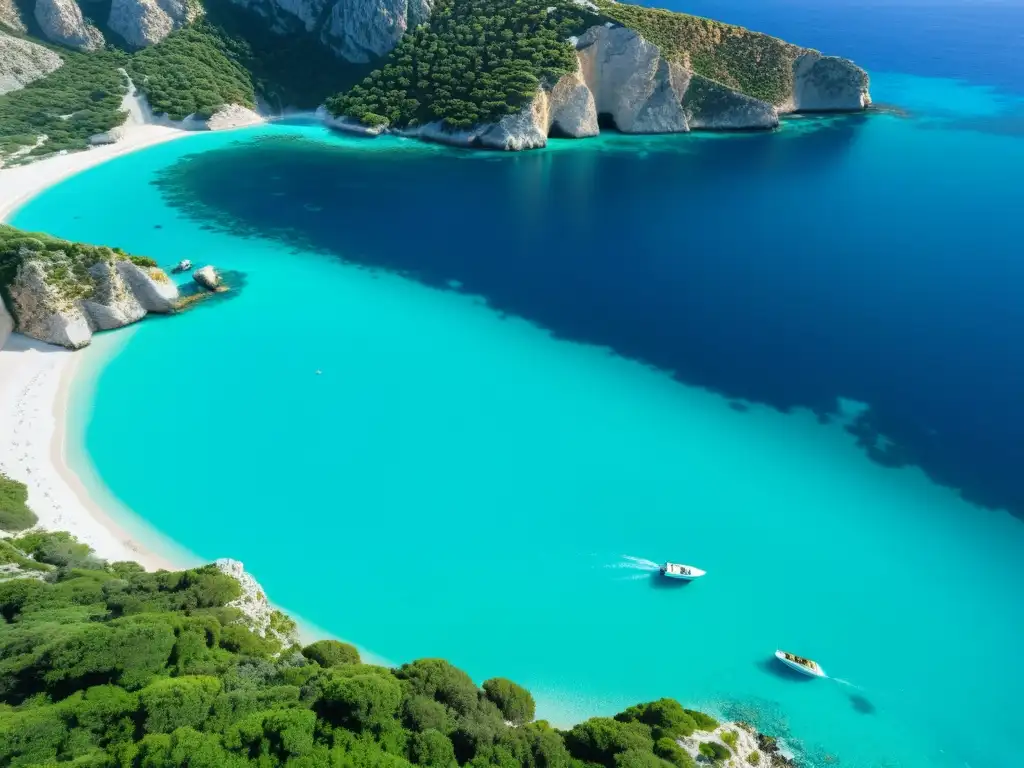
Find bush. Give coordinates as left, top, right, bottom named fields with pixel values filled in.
left=654, top=737, right=696, bottom=768
left=139, top=676, right=222, bottom=733
left=0, top=473, right=37, bottom=532
left=409, top=728, right=458, bottom=767
left=402, top=695, right=456, bottom=734
left=721, top=730, right=738, bottom=749
left=326, top=0, right=584, bottom=129
left=684, top=709, right=718, bottom=732
left=482, top=677, right=535, bottom=725
left=11, top=530, right=103, bottom=570
left=614, top=748, right=676, bottom=768
left=315, top=670, right=404, bottom=730
left=302, top=639, right=360, bottom=668
left=746, top=750, right=762, bottom=765
left=396, top=659, right=480, bottom=716
left=563, top=717, right=654, bottom=768
left=616, top=699, right=697, bottom=739
left=698, top=742, right=731, bottom=762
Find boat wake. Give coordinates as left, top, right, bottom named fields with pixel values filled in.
left=606, top=555, right=661, bottom=572
left=829, top=677, right=863, bottom=690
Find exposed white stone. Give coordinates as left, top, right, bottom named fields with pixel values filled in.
left=108, top=0, right=191, bottom=48
left=0, top=297, right=13, bottom=350
left=215, top=558, right=299, bottom=647
left=114, top=262, right=179, bottom=313
left=321, top=0, right=433, bottom=62
left=479, top=92, right=549, bottom=151
left=0, top=30, right=63, bottom=95
left=0, top=0, right=27, bottom=33
left=7, top=258, right=93, bottom=349
left=205, top=104, right=265, bottom=131
left=34, top=0, right=104, bottom=52
left=548, top=64, right=599, bottom=138
left=81, top=260, right=147, bottom=331
left=789, top=51, right=872, bottom=112
left=316, top=105, right=388, bottom=135
left=192, top=265, right=220, bottom=290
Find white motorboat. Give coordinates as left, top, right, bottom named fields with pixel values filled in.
left=775, top=650, right=826, bottom=678
left=172, top=259, right=193, bottom=274
left=660, top=562, right=706, bottom=580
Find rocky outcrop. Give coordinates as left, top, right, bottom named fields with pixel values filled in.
left=229, top=0, right=433, bottom=62
left=576, top=25, right=779, bottom=133
left=89, top=125, right=127, bottom=145
left=4, top=250, right=180, bottom=349
left=204, top=104, right=265, bottom=131
left=788, top=51, right=871, bottom=112
left=548, top=65, right=599, bottom=138
left=81, top=261, right=146, bottom=331
left=108, top=0, right=192, bottom=49
left=34, top=0, right=104, bottom=52
left=0, top=31, right=63, bottom=96
left=114, top=262, right=179, bottom=313
left=315, top=106, right=388, bottom=136
left=6, top=258, right=93, bottom=349
left=192, top=265, right=220, bottom=290
left=215, top=558, right=299, bottom=649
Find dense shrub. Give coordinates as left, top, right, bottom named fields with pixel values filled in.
left=0, top=50, right=127, bottom=161
left=410, top=728, right=458, bottom=767
left=302, top=639, right=361, bottom=668
left=747, top=750, right=762, bottom=765
left=616, top=698, right=697, bottom=739
left=0, top=473, right=36, bottom=532
left=482, top=677, right=535, bottom=725
left=654, top=737, right=696, bottom=768
left=698, top=741, right=731, bottom=762
left=563, top=717, right=655, bottom=767
left=326, top=0, right=585, bottom=129
left=721, top=730, right=738, bottom=749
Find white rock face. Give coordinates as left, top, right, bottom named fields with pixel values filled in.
left=205, top=104, right=265, bottom=131
left=576, top=25, right=777, bottom=134
left=192, top=265, right=220, bottom=290
left=215, top=558, right=299, bottom=648
left=548, top=65, right=599, bottom=138
left=81, top=261, right=147, bottom=331
left=478, top=92, right=549, bottom=151
left=790, top=51, right=872, bottom=111
left=316, top=105, right=388, bottom=135
left=114, top=262, right=179, bottom=313
left=7, top=259, right=93, bottom=349
left=677, top=722, right=768, bottom=767
left=108, top=0, right=190, bottom=48
left=0, top=0, right=26, bottom=33
left=0, top=31, right=63, bottom=95
left=35, top=0, right=104, bottom=52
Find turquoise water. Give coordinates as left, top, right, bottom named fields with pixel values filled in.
left=13, top=71, right=1024, bottom=768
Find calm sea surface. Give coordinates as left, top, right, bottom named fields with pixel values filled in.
left=12, top=2, right=1024, bottom=767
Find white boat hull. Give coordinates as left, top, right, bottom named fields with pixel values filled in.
left=775, top=650, right=825, bottom=677
left=660, top=563, right=706, bottom=580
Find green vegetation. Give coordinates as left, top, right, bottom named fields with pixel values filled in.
left=746, top=749, right=762, bottom=765
left=0, top=528, right=745, bottom=768
left=721, top=730, right=738, bottom=750
left=593, top=0, right=800, bottom=105
left=0, top=474, right=37, bottom=533
left=326, top=0, right=585, bottom=130
left=0, top=50, right=127, bottom=160
left=698, top=741, right=731, bottom=762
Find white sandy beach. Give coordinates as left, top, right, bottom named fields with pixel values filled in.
left=0, top=123, right=194, bottom=569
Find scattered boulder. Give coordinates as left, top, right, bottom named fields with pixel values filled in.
left=108, top=0, right=192, bottom=49
left=0, top=30, right=63, bottom=95
left=192, top=265, right=220, bottom=291
left=34, top=0, right=104, bottom=52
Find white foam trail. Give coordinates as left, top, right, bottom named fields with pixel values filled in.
left=612, top=573, right=652, bottom=582
left=616, top=555, right=661, bottom=570
left=829, top=677, right=863, bottom=690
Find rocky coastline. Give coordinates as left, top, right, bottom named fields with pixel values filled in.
left=322, top=23, right=870, bottom=151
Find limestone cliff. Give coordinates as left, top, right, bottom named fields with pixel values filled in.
left=0, top=293, right=13, bottom=350
left=229, top=0, right=434, bottom=62
left=0, top=226, right=181, bottom=349
left=34, top=0, right=104, bottom=52
left=0, top=31, right=63, bottom=96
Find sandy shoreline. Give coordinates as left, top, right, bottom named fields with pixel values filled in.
left=0, top=123, right=196, bottom=569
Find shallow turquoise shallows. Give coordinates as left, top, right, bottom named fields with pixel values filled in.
left=13, top=72, right=1024, bottom=768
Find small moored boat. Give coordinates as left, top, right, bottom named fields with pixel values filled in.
left=171, top=259, right=193, bottom=274
left=775, top=650, right=826, bottom=678
left=660, top=562, right=706, bottom=580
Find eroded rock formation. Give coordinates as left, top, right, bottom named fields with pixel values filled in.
left=215, top=558, right=300, bottom=649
